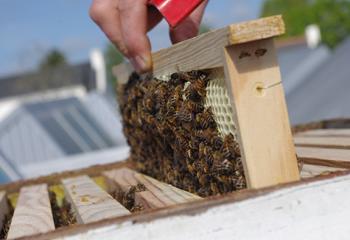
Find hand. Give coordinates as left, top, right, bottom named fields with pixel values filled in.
left=90, top=0, right=208, bottom=73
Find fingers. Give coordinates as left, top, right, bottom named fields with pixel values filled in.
left=90, top=0, right=161, bottom=73
left=90, top=0, right=208, bottom=73
left=118, top=0, right=153, bottom=73
left=170, top=0, right=209, bottom=43
left=90, top=0, right=128, bottom=56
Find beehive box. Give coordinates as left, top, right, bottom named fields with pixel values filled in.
left=0, top=16, right=350, bottom=239
left=0, top=119, right=348, bottom=239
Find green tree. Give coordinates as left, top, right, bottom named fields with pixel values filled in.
left=39, top=49, right=67, bottom=69
left=199, top=24, right=211, bottom=34
left=261, top=0, right=350, bottom=48
left=105, top=43, right=124, bottom=87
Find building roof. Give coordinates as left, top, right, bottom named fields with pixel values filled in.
left=277, top=37, right=331, bottom=97
left=0, top=91, right=127, bottom=182
left=286, top=37, right=350, bottom=124
left=0, top=63, right=96, bottom=99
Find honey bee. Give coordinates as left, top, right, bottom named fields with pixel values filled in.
left=184, top=101, right=204, bottom=114
left=211, top=136, right=223, bottom=150
left=233, top=141, right=241, bottom=156
left=221, top=146, right=233, bottom=159
left=196, top=108, right=216, bottom=129
left=223, top=134, right=241, bottom=156
left=255, top=48, right=267, bottom=57
left=239, top=51, right=251, bottom=59
left=176, top=107, right=193, bottom=122
left=170, top=72, right=192, bottom=83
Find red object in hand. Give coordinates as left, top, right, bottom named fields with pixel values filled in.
left=149, top=0, right=204, bottom=28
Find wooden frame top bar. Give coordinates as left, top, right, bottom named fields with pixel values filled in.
left=113, top=15, right=285, bottom=83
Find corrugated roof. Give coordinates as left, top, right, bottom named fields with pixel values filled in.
left=0, top=63, right=96, bottom=99
left=0, top=92, right=127, bottom=181
left=287, top=37, right=350, bottom=124
left=24, top=97, right=117, bottom=154
left=277, top=41, right=331, bottom=96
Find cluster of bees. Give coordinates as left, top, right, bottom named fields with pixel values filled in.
left=49, top=191, right=76, bottom=227
left=119, top=71, right=246, bottom=197
left=112, top=183, right=146, bottom=212
left=0, top=209, right=13, bottom=239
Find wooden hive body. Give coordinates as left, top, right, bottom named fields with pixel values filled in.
left=0, top=119, right=348, bottom=239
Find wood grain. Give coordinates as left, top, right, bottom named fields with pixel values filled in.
left=104, top=168, right=201, bottom=210
left=44, top=172, right=350, bottom=240
left=297, top=146, right=350, bottom=168
left=62, top=175, right=130, bottom=224
left=301, top=164, right=346, bottom=178
left=295, top=129, right=350, bottom=138
left=7, top=184, right=55, bottom=239
left=294, top=136, right=350, bottom=149
left=223, top=38, right=300, bottom=189
left=113, top=15, right=285, bottom=83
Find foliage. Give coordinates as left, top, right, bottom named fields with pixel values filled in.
left=261, top=0, right=350, bottom=48
left=39, top=49, right=67, bottom=69
left=199, top=24, right=211, bottom=34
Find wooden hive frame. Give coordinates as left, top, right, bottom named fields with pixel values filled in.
left=2, top=16, right=350, bottom=239
left=115, top=15, right=300, bottom=189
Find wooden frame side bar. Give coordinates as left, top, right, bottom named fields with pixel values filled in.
left=222, top=38, right=300, bottom=188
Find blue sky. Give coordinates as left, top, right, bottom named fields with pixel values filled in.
left=0, top=0, right=263, bottom=77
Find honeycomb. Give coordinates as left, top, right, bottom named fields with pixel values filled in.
left=205, top=69, right=237, bottom=138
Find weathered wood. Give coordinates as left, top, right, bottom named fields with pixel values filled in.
left=223, top=38, right=300, bottom=189
left=294, top=136, right=350, bottom=149
left=113, top=15, right=285, bottom=83
left=297, top=146, right=350, bottom=168
left=19, top=171, right=350, bottom=240
left=62, top=175, right=130, bottom=224
left=0, top=191, right=9, bottom=231
left=301, top=164, right=346, bottom=178
left=0, top=160, right=132, bottom=195
left=104, top=168, right=200, bottom=210
left=296, top=128, right=350, bottom=138
left=7, top=184, right=55, bottom=239
left=42, top=172, right=350, bottom=240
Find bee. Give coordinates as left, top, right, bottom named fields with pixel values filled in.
left=297, top=157, right=303, bottom=172
left=196, top=108, right=216, bottom=129
left=176, top=107, right=193, bottom=122
left=233, top=141, right=241, bottom=156
left=211, top=136, right=223, bottom=150
left=213, top=159, right=234, bottom=176
left=131, top=204, right=144, bottom=212
left=235, top=175, right=246, bottom=190
left=197, top=70, right=210, bottom=82
left=122, top=186, right=137, bottom=210
left=221, top=146, right=234, bottom=159
left=239, top=51, right=251, bottom=59
left=175, top=136, right=188, bottom=150
left=143, top=95, right=155, bottom=112
left=184, top=100, right=204, bottom=114
left=255, top=48, right=267, bottom=58
left=189, top=138, right=199, bottom=150
left=170, top=72, right=192, bottom=83
left=223, top=134, right=241, bottom=156
left=210, top=182, right=219, bottom=194
left=184, top=77, right=207, bottom=101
